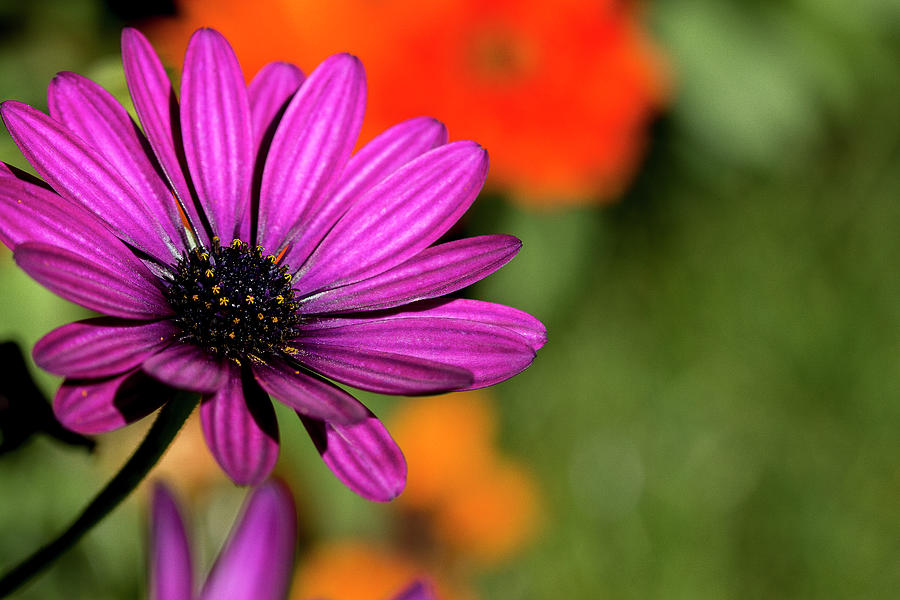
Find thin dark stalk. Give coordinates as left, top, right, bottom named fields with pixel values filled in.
left=0, top=393, right=198, bottom=597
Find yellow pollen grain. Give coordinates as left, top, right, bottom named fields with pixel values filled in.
left=276, top=295, right=284, bottom=304
left=245, top=295, right=255, bottom=304
left=271, top=316, right=278, bottom=323
left=233, top=317, right=241, bottom=324
left=191, top=294, right=199, bottom=301
left=219, top=297, right=229, bottom=306
left=212, top=284, right=221, bottom=294
left=205, top=302, right=212, bottom=309
left=228, top=332, right=235, bottom=339
left=257, top=312, right=265, bottom=320
left=199, top=252, right=209, bottom=260
left=204, top=268, right=214, bottom=278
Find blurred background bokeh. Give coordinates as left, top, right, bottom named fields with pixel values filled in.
left=2, top=0, right=900, bottom=598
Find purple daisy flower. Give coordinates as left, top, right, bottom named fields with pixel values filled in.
left=0, top=28, right=545, bottom=499
left=151, top=481, right=437, bottom=600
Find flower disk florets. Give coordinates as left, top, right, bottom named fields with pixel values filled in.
left=166, top=237, right=301, bottom=360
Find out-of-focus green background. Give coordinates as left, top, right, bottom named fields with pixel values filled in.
left=2, top=0, right=900, bottom=598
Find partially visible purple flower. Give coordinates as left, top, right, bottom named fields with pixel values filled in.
left=387, top=579, right=438, bottom=600
left=151, top=480, right=297, bottom=600
left=0, top=27, right=546, bottom=500
left=151, top=482, right=437, bottom=600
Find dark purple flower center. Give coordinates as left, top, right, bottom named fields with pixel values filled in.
left=166, top=238, right=301, bottom=360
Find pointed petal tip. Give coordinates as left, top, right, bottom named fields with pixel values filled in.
left=0, top=100, right=28, bottom=122
left=320, top=52, right=366, bottom=80
left=302, top=412, right=408, bottom=502
left=121, top=26, right=141, bottom=41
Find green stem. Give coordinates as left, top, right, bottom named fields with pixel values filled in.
left=0, top=393, right=198, bottom=597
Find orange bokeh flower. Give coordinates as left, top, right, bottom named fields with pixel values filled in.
left=148, top=0, right=668, bottom=206
left=389, top=391, right=541, bottom=565
left=292, top=541, right=470, bottom=600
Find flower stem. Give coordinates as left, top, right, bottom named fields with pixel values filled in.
left=0, top=392, right=198, bottom=597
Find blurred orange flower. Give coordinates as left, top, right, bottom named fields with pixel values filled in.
left=293, top=541, right=470, bottom=600
left=148, top=0, right=668, bottom=206
left=390, top=391, right=541, bottom=565
left=290, top=392, right=539, bottom=600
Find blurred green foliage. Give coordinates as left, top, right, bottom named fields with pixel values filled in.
left=2, top=0, right=900, bottom=598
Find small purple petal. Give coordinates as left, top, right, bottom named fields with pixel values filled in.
left=0, top=101, right=177, bottom=263
left=282, top=116, right=447, bottom=270
left=299, top=312, right=534, bottom=390
left=257, top=53, right=366, bottom=253
left=391, top=580, right=438, bottom=600
left=301, top=407, right=406, bottom=502
left=142, top=344, right=230, bottom=393
left=181, top=28, right=253, bottom=241
left=14, top=242, right=172, bottom=320
left=248, top=61, right=305, bottom=157
left=34, top=317, right=178, bottom=378
left=53, top=369, right=169, bottom=434
left=150, top=484, right=194, bottom=600
left=299, top=235, right=521, bottom=314
left=293, top=141, right=488, bottom=296
left=251, top=358, right=368, bottom=424
left=47, top=72, right=187, bottom=252
left=199, top=480, right=296, bottom=600
left=292, top=344, right=472, bottom=395
left=200, top=368, right=279, bottom=486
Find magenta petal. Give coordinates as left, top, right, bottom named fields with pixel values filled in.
left=150, top=484, right=194, bottom=600
left=0, top=101, right=177, bottom=263
left=299, top=235, right=522, bottom=314
left=257, top=53, right=366, bottom=253
left=47, top=72, right=187, bottom=252
left=14, top=242, right=171, bottom=319
left=291, top=344, right=472, bottom=395
left=391, top=580, right=438, bottom=600
left=200, top=368, right=279, bottom=486
left=243, top=61, right=305, bottom=242
left=293, top=141, right=488, bottom=296
left=142, top=344, right=230, bottom=393
left=181, top=28, right=253, bottom=241
left=198, top=480, right=296, bottom=600
left=0, top=163, right=151, bottom=263
left=412, top=298, right=548, bottom=352
left=53, top=369, right=169, bottom=434
left=282, top=116, right=447, bottom=270
left=251, top=358, right=367, bottom=424
left=300, top=313, right=534, bottom=390
left=300, top=407, right=406, bottom=501
left=121, top=27, right=208, bottom=246
left=34, top=317, right=178, bottom=378
left=248, top=61, right=305, bottom=156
